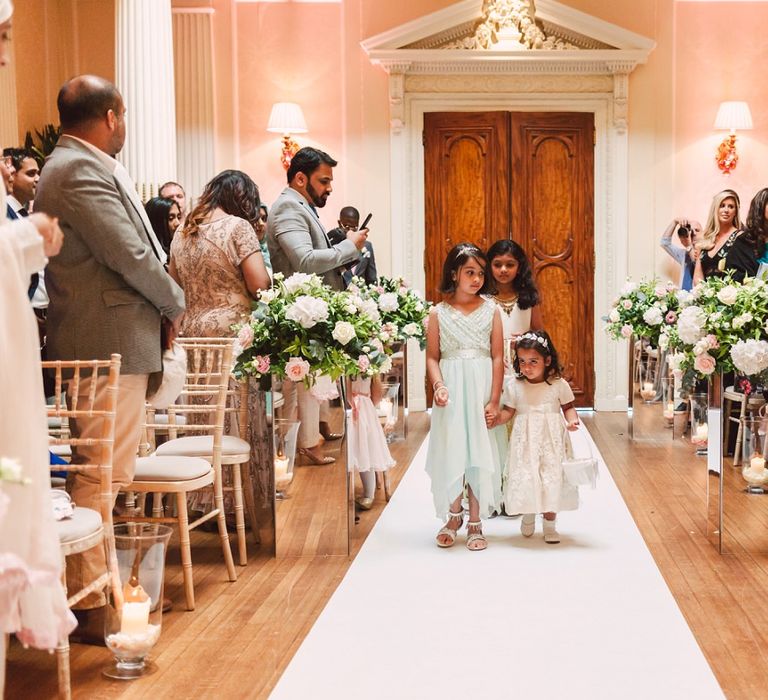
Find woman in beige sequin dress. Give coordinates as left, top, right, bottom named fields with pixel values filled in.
left=169, top=170, right=270, bottom=514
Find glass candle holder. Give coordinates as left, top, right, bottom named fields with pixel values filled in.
left=273, top=418, right=300, bottom=499
left=661, top=376, right=674, bottom=427
left=377, top=381, right=400, bottom=443
left=103, top=524, right=172, bottom=680
left=740, top=417, right=768, bottom=494
left=638, top=365, right=657, bottom=403
left=689, top=392, right=709, bottom=455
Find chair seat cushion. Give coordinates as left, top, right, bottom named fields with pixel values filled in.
left=133, top=456, right=212, bottom=481
left=153, top=413, right=188, bottom=426
left=155, top=435, right=249, bottom=457
left=49, top=444, right=72, bottom=458
left=56, top=506, right=102, bottom=543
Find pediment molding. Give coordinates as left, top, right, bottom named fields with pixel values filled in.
left=362, top=0, right=655, bottom=76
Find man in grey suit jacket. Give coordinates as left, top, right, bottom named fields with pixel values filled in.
left=35, top=75, right=185, bottom=618
left=267, top=147, right=368, bottom=462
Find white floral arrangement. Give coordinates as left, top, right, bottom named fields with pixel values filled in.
left=603, top=278, right=680, bottom=349
left=231, top=272, right=390, bottom=383
left=348, top=275, right=431, bottom=350
left=666, top=274, right=768, bottom=379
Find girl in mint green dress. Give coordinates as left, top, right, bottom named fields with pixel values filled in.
left=425, top=243, right=504, bottom=551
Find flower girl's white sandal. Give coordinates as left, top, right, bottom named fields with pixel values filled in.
left=466, top=521, right=487, bottom=551
left=521, top=514, right=536, bottom=537
left=436, top=509, right=464, bottom=548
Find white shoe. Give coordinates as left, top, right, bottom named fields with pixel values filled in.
left=521, top=514, right=535, bottom=537
left=543, top=518, right=560, bottom=544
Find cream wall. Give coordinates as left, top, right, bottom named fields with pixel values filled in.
left=7, top=0, right=768, bottom=291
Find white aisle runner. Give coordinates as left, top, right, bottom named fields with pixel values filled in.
left=271, top=428, right=724, bottom=700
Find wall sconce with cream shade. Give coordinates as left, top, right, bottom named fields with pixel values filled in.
left=267, top=102, right=308, bottom=170
left=714, top=101, right=753, bottom=175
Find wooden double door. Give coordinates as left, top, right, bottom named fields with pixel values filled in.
left=424, top=111, right=595, bottom=407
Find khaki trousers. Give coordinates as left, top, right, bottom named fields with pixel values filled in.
left=66, top=373, right=148, bottom=608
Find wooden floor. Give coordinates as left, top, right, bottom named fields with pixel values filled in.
left=7, top=405, right=768, bottom=699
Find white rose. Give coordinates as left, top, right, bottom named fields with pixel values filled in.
left=259, top=288, right=277, bottom=303
left=332, top=321, right=356, bottom=345
left=379, top=355, right=393, bottom=373
left=658, top=333, right=669, bottom=351
left=667, top=353, right=684, bottom=371
left=732, top=312, right=753, bottom=330
left=285, top=295, right=329, bottom=329
left=378, top=293, right=399, bottom=313
left=283, top=272, right=315, bottom=295
left=402, top=322, right=420, bottom=336
left=675, top=289, right=692, bottom=306
left=716, top=286, right=739, bottom=305
left=621, top=281, right=637, bottom=295
left=731, top=339, right=768, bottom=376
left=0, top=457, right=23, bottom=482
left=609, top=308, right=620, bottom=323
left=360, top=299, right=381, bottom=322
left=415, top=302, right=424, bottom=312
left=677, top=306, right=706, bottom=344
left=643, top=306, right=663, bottom=326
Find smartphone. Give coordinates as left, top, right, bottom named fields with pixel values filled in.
left=360, top=213, right=372, bottom=230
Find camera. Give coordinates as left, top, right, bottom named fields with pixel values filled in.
left=677, top=222, right=694, bottom=241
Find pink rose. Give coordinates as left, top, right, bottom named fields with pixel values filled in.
left=285, top=357, right=310, bottom=382
left=665, top=311, right=677, bottom=324
left=620, top=324, right=633, bottom=338
left=694, top=353, right=716, bottom=375
left=705, top=334, right=720, bottom=350
left=622, top=300, right=633, bottom=310
left=357, top=355, right=371, bottom=373
left=237, top=324, right=254, bottom=350
left=254, top=355, right=271, bottom=374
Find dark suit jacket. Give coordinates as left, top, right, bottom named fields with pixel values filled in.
left=35, top=136, right=185, bottom=375
left=327, top=228, right=377, bottom=286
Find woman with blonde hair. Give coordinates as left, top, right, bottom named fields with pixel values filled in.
left=692, top=189, right=742, bottom=283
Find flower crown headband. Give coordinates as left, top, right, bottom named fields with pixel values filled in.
left=518, top=332, right=548, bottom=348
left=457, top=244, right=480, bottom=257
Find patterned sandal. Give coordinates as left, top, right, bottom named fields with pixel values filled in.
left=466, top=521, right=488, bottom=551
left=436, top=509, right=464, bottom=548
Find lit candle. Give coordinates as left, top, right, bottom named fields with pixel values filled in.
left=640, top=382, right=655, bottom=400
left=692, top=423, right=708, bottom=444
left=750, top=455, right=766, bottom=476
left=120, top=600, right=151, bottom=636
left=274, top=454, right=289, bottom=479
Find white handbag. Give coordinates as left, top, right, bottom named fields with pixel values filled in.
left=146, top=341, right=187, bottom=409
left=562, top=431, right=599, bottom=489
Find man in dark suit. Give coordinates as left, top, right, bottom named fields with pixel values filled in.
left=4, top=148, right=43, bottom=301
left=36, top=75, right=185, bottom=617
left=327, top=206, right=378, bottom=287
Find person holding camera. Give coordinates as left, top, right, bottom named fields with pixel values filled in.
left=660, top=218, right=699, bottom=290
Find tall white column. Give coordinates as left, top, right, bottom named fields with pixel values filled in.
left=172, top=8, right=216, bottom=205
left=116, top=0, right=177, bottom=201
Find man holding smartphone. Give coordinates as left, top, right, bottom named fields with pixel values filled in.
left=327, top=205, right=378, bottom=286
left=267, top=147, right=369, bottom=464
left=660, top=217, right=700, bottom=291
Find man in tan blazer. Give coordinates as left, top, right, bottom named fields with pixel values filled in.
left=267, top=147, right=367, bottom=462
left=35, top=75, right=185, bottom=620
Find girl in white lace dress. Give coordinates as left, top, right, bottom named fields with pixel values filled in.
left=425, top=244, right=504, bottom=551
left=348, top=375, right=395, bottom=510
left=497, top=331, right=580, bottom=544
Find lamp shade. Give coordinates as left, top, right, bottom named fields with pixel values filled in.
left=714, top=101, right=753, bottom=131
left=266, top=102, right=308, bottom=134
